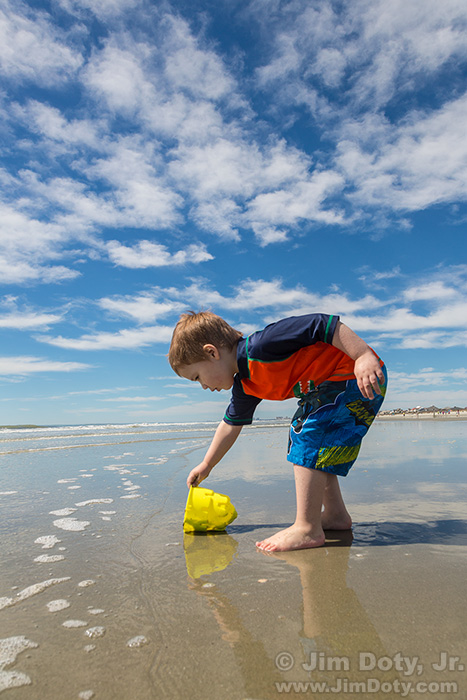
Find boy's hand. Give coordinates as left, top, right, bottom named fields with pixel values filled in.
left=187, top=462, right=213, bottom=488
left=354, top=352, right=385, bottom=400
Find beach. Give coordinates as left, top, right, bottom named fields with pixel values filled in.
left=378, top=412, right=467, bottom=421
left=0, top=420, right=466, bottom=699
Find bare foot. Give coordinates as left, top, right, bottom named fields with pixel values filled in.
left=256, top=524, right=325, bottom=552
left=321, top=513, right=352, bottom=531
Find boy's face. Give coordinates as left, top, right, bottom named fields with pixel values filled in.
left=178, top=345, right=236, bottom=392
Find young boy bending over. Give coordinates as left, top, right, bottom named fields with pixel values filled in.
left=168, top=311, right=387, bottom=553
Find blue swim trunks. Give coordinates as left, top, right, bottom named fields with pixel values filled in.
left=287, top=366, right=387, bottom=476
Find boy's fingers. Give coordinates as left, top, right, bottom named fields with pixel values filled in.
left=187, top=473, right=198, bottom=487
left=363, top=370, right=386, bottom=399
left=360, top=377, right=373, bottom=399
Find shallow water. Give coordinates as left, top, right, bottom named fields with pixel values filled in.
left=0, top=420, right=466, bottom=699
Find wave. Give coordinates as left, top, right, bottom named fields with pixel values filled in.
left=0, top=420, right=219, bottom=435
left=0, top=420, right=288, bottom=456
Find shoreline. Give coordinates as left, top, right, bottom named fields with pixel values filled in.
left=2, top=413, right=467, bottom=431
left=377, top=412, right=467, bottom=421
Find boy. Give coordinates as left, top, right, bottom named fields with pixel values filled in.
left=168, top=311, right=387, bottom=552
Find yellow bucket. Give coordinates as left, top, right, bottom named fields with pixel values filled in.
left=183, top=486, right=237, bottom=533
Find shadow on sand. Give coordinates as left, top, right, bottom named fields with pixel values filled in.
left=228, top=519, right=467, bottom=546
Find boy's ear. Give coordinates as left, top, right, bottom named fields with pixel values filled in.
left=202, top=344, right=220, bottom=359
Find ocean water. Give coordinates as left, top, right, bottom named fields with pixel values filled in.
left=0, top=420, right=466, bottom=699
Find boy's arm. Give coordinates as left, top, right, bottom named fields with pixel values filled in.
left=331, top=321, right=385, bottom=400
left=187, top=420, right=243, bottom=487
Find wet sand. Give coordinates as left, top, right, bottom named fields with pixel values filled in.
left=0, top=421, right=466, bottom=699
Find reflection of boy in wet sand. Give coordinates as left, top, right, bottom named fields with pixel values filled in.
left=185, top=535, right=404, bottom=699
left=187, top=573, right=284, bottom=698
left=271, top=540, right=405, bottom=697
left=169, top=312, right=386, bottom=552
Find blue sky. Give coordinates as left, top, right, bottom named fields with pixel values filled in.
left=1, top=0, right=467, bottom=425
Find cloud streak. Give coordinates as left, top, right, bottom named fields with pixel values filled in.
left=106, top=240, right=213, bottom=268
left=0, top=356, right=92, bottom=375
left=39, top=325, right=173, bottom=351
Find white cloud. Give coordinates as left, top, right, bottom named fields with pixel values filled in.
left=169, top=138, right=333, bottom=241
left=0, top=297, right=64, bottom=329
left=56, top=0, right=140, bottom=21
left=39, top=324, right=173, bottom=350
left=389, top=368, right=467, bottom=389
left=346, top=300, right=467, bottom=334
left=0, top=312, right=62, bottom=329
left=163, top=15, right=235, bottom=101
left=19, top=174, right=120, bottom=230
left=65, top=385, right=143, bottom=396
left=337, top=95, right=467, bottom=211
left=0, top=201, right=83, bottom=284
left=51, top=133, right=183, bottom=231
left=164, top=278, right=386, bottom=319
left=0, top=2, right=82, bottom=84
left=98, top=395, right=163, bottom=402
left=0, top=356, right=91, bottom=375
left=358, top=266, right=402, bottom=290
left=169, top=138, right=268, bottom=199
left=0, top=202, right=68, bottom=255
left=0, top=255, right=79, bottom=285
left=403, top=281, right=458, bottom=302
left=23, top=101, right=103, bottom=149
left=98, top=294, right=182, bottom=324
left=106, top=240, right=213, bottom=268
left=346, top=0, right=467, bottom=107
left=256, top=0, right=467, bottom=111
left=192, top=199, right=241, bottom=241
left=249, top=225, right=289, bottom=246
left=397, top=330, right=467, bottom=349
left=245, top=171, right=345, bottom=242
left=83, top=40, right=153, bottom=116
left=3, top=139, right=185, bottom=249
left=312, top=48, right=347, bottom=89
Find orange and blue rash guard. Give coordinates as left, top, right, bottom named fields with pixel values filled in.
left=223, top=314, right=377, bottom=426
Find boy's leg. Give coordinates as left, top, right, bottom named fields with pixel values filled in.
left=256, top=464, right=327, bottom=552
left=321, top=474, right=352, bottom=530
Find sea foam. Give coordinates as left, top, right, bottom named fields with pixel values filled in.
left=0, top=578, right=70, bottom=610
left=0, top=636, right=38, bottom=692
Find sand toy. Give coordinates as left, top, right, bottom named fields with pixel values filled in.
left=183, top=486, right=237, bottom=532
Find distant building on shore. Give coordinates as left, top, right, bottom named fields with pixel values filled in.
left=379, top=405, right=467, bottom=416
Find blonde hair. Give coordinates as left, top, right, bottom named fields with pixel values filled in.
left=168, top=311, right=242, bottom=374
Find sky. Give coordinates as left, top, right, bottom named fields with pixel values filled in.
left=1, top=0, right=467, bottom=425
